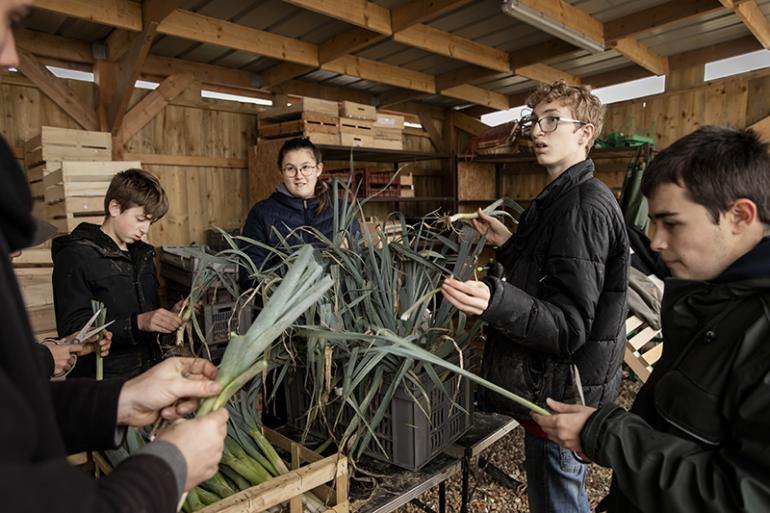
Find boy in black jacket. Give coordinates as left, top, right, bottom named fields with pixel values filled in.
left=442, top=81, right=628, bottom=513
left=53, top=169, right=184, bottom=378
left=533, top=126, right=770, bottom=513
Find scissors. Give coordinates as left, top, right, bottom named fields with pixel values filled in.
left=72, top=308, right=115, bottom=345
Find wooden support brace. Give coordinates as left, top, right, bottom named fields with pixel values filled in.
left=17, top=49, right=99, bottom=131
left=117, top=73, right=195, bottom=145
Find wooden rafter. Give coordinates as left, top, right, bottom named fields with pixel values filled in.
left=322, top=55, right=435, bottom=93
left=515, top=63, right=582, bottom=85
left=416, top=106, right=446, bottom=152
left=390, top=0, right=475, bottom=32
left=283, top=0, right=391, bottom=34
left=719, top=0, right=770, bottom=49
left=442, top=85, right=510, bottom=111
left=452, top=111, right=488, bottom=136
left=393, top=24, right=510, bottom=73
left=610, top=38, right=669, bottom=76
left=605, top=0, right=723, bottom=41
left=17, top=49, right=99, bottom=131
left=377, top=89, right=429, bottom=109
left=436, top=66, right=508, bottom=91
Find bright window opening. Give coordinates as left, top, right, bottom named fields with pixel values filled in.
left=593, top=75, right=665, bottom=104
left=704, top=49, right=770, bottom=81
left=201, top=90, right=272, bottom=105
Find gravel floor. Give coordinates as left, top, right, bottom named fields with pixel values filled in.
left=396, top=372, right=643, bottom=513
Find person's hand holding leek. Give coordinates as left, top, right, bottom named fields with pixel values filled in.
left=117, top=357, right=223, bottom=426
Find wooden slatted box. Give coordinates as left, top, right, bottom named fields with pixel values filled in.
left=25, top=126, right=112, bottom=168
left=13, top=248, right=56, bottom=340
left=259, top=98, right=340, bottom=146
left=339, top=118, right=375, bottom=148
left=44, top=161, right=141, bottom=233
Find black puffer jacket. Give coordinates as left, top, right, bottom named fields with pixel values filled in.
left=479, top=159, right=629, bottom=418
left=52, top=223, right=161, bottom=378
left=0, top=134, right=179, bottom=513
left=583, top=238, right=770, bottom=513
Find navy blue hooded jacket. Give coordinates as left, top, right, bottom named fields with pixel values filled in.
left=240, top=185, right=359, bottom=289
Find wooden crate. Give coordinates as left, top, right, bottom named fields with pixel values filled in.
left=374, top=113, right=405, bottom=129
left=339, top=100, right=376, bottom=121
left=340, top=132, right=374, bottom=148
left=259, top=112, right=339, bottom=143
left=339, top=118, right=374, bottom=137
left=25, top=127, right=112, bottom=167
left=95, top=428, right=349, bottom=513
left=372, top=127, right=404, bottom=150
left=44, top=161, right=140, bottom=232
left=14, top=251, right=56, bottom=339
left=258, top=97, right=339, bottom=123
left=623, top=315, right=663, bottom=382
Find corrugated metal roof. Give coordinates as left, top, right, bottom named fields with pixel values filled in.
left=17, top=0, right=770, bottom=109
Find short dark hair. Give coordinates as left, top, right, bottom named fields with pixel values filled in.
left=641, top=126, right=770, bottom=224
left=277, top=137, right=323, bottom=169
left=104, top=168, right=169, bottom=222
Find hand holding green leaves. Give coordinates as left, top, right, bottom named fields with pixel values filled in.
left=116, top=357, right=222, bottom=427
left=441, top=277, right=492, bottom=315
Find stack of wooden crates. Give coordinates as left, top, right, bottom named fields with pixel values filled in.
left=258, top=98, right=341, bottom=145
left=257, top=96, right=405, bottom=150
left=25, top=126, right=140, bottom=233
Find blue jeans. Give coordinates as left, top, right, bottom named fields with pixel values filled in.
left=524, top=431, right=590, bottom=513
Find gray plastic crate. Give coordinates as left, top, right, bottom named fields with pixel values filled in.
left=284, top=367, right=472, bottom=471
left=201, top=302, right=252, bottom=345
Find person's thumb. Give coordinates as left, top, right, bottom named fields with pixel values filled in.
left=171, top=378, right=222, bottom=400
left=546, top=398, right=583, bottom=413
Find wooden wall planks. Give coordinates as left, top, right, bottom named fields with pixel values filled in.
left=0, top=76, right=255, bottom=246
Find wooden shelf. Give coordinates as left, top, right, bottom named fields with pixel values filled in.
left=363, top=196, right=454, bottom=203
left=318, top=145, right=449, bottom=162
left=458, top=146, right=648, bottom=164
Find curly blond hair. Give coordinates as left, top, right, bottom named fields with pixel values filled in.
left=526, top=80, right=605, bottom=148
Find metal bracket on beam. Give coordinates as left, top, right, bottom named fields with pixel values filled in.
left=92, top=42, right=108, bottom=61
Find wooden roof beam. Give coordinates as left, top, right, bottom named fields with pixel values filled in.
left=605, top=0, right=724, bottom=41
left=282, top=0, right=391, bottom=35
left=441, top=84, right=510, bottom=111
left=610, top=38, right=669, bottom=75
left=503, top=0, right=604, bottom=52
left=719, top=0, right=770, bottom=49
left=515, top=63, right=581, bottom=84
left=377, top=89, right=429, bottom=109
left=393, top=24, right=511, bottom=73
left=34, top=0, right=142, bottom=31
left=391, top=0, right=475, bottom=32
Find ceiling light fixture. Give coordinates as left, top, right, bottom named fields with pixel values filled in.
left=501, top=0, right=605, bottom=54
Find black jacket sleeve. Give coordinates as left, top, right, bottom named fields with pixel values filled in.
left=34, top=343, right=54, bottom=378
left=481, top=205, right=612, bottom=356
left=582, top=396, right=770, bottom=513
left=52, top=247, right=138, bottom=348
left=49, top=378, right=126, bottom=454
left=3, top=451, right=180, bottom=513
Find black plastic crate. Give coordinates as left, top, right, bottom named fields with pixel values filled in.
left=284, top=366, right=472, bottom=471
left=206, top=228, right=241, bottom=253
left=200, top=302, right=253, bottom=346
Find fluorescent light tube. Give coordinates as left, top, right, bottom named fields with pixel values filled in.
left=502, top=0, right=605, bottom=54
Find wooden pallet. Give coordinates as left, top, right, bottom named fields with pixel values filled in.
left=25, top=126, right=112, bottom=167
left=623, top=315, right=663, bottom=382
left=258, top=97, right=339, bottom=123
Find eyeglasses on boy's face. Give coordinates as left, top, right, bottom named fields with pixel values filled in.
left=282, top=164, right=317, bottom=177
left=520, top=115, right=589, bottom=135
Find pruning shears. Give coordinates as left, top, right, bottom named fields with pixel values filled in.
left=73, top=308, right=114, bottom=345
